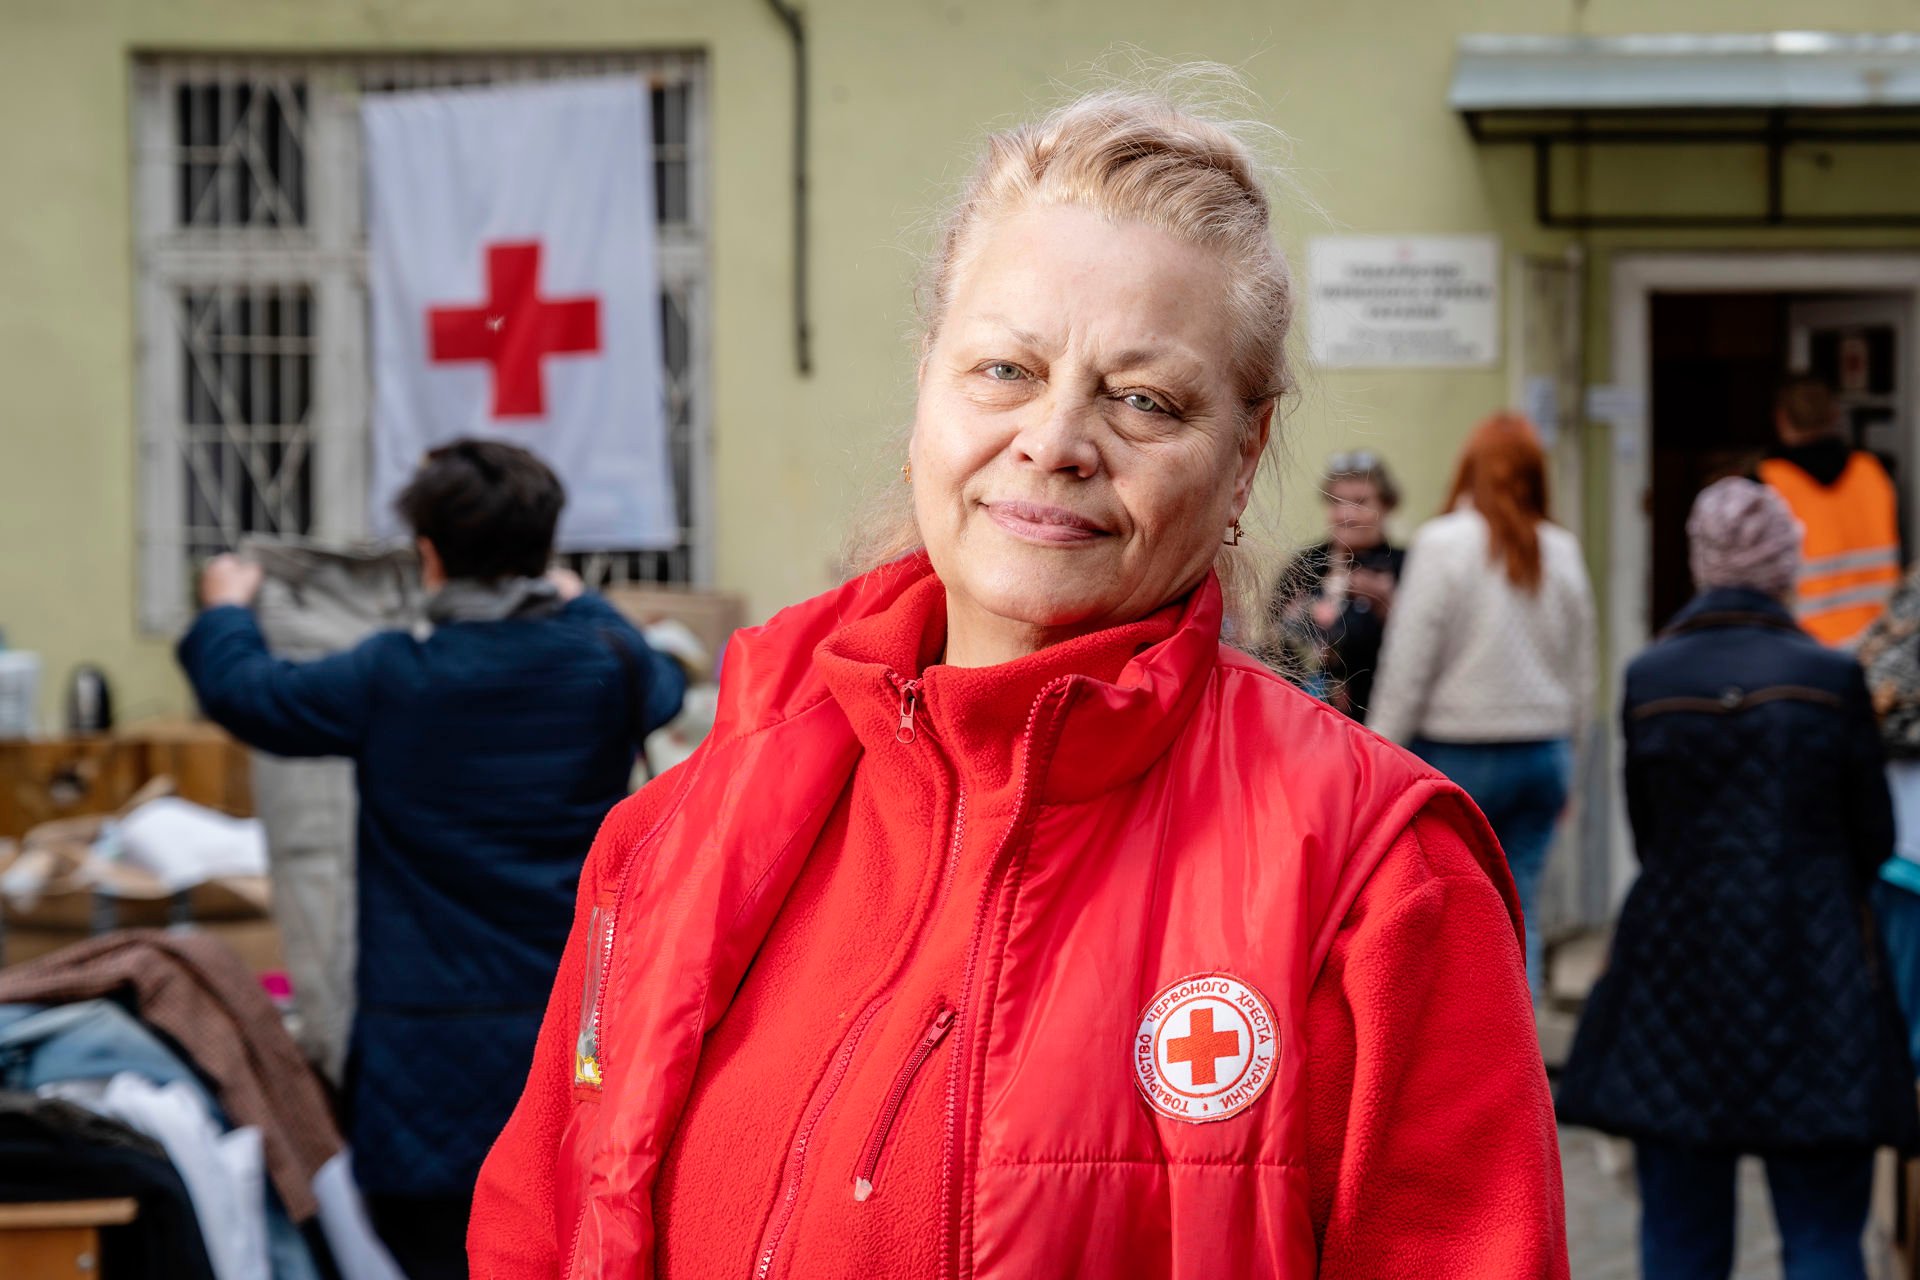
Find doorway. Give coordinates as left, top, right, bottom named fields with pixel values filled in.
left=1610, top=254, right=1920, bottom=906
left=1646, top=290, right=1913, bottom=632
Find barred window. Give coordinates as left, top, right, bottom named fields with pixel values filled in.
left=133, top=54, right=711, bottom=632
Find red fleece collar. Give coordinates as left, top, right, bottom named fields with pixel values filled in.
left=809, top=557, right=1224, bottom=804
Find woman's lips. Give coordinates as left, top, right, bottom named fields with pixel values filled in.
left=983, top=501, right=1108, bottom=545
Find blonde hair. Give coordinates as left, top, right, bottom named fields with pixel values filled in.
left=845, top=70, right=1299, bottom=642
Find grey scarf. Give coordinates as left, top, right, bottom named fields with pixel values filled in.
left=425, top=576, right=564, bottom=625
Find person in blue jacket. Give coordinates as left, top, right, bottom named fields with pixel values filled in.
left=177, top=439, right=686, bottom=1280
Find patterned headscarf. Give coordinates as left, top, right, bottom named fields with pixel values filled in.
left=1686, top=477, right=1804, bottom=596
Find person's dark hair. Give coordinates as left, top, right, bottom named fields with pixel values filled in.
left=395, top=439, right=565, bottom=581
left=1775, top=373, right=1837, bottom=438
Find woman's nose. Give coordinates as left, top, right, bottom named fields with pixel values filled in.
left=1009, top=395, right=1101, bottom=478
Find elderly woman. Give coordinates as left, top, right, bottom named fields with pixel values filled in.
left=1558, top=478, right=1918, bottom=1280
left=1269, top=450, right=1405, bottom=722
left=471, top=89, right=1566, bottom=1279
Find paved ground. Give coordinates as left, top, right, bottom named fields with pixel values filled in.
left=1560, top=1124, right=1894, bottom=1279
left=1548, top=935, right=1897, bottom=1278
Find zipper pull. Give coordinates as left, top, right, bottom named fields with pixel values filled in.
left=896, top=677, right=921, bottom=744
left=853, top=1007, right=957, bottom=1202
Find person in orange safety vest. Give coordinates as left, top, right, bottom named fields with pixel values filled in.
left=1756, top=374, right=1901, bottom=647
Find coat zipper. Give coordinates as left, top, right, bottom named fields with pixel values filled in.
left=574, top=901, right=616, bottom=1088
left=564, top=851, right=652, bottom=1273
left=753, top=997, right=890, bottom=1279
left=853, top=1006, right=956, bottom=1201
left=568, top=667, right=965, bottom=1278
left=889, top=670, right=965, bottom=905
left=754, top=672, right=949, bottom=1277
left=895, top=676, right=921, bottom=744
left=562, top=752, right=713, bottom=1278
left=753, top=782, right=959, bottom=1272
left=564, top=744, right=721, bottom=1274
left=941, top=678, right=1070, bottom=1278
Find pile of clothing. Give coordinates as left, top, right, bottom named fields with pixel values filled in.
left=0, top=929, right=402, bottom=1280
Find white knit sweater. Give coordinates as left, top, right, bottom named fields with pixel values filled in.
left=1366, top=508, right=1596, bottom=746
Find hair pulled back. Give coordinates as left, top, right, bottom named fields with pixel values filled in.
left=848, top=70, right=1301, bottom=643
left=920, top=87, right=1296, bottom=412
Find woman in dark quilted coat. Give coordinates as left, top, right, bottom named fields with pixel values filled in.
left=1558, top=477, right=1919, bottom=1280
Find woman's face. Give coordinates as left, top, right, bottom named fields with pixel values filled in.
left=912, top=203, right=1270, bottom=655
left=1324, top=477, right=1386, bottom=552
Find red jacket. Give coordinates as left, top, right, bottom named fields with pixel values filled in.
left=471, top=558, right=1569, bottom=1278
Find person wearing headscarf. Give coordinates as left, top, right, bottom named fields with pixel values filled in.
left=1558, top=477, right=1917, bottom=1280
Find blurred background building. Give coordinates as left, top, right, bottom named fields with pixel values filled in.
left=8, top=0, right=1920, bottom=957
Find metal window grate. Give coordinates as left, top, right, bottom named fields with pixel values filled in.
left=178, top=286, right=316, bottom=557
left=134, top=53, right=712, bottom=632
left=174, top=77, right=309, bottom=229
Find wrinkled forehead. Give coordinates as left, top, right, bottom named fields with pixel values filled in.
left=938, top=203, right=1238, bottom=378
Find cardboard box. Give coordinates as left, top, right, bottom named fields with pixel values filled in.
left=0, top=721, right=251, bottom=839
left=0, top=761, right=277, bottom=974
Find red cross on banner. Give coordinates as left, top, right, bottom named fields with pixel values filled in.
left=365, top=78, right=677, bottom=550
left=427, top=242, right=602, bottom=419
left=1166, top=1007, right=1240, bottom=1086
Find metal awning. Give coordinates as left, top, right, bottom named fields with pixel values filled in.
left=1450, top=33, right=1920, bottom=228
left=1453, top=32, right=1920, bottom=123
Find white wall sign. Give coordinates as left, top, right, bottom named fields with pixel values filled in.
left=1583, top=383, right=1644, bottom=425
left=1308, top=235, right=1500, bottom=369
left=1522, top=374, right=1560, bottom=445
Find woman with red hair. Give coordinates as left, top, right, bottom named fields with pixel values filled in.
left=1369, top=414, right=1596, bottom=999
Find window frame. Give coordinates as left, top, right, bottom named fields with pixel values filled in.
left=132, top=53, right=713, bottom=633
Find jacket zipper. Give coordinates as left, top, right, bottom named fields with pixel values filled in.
left=563, top=753, right=712, bottom=1278
left=853, top=1006, right=956, bottom=1201
left=573, top=901, right=616, bottom=1088
left=893, top=674, right=921, bottom=744
left=941, top=678, right=1070, bottom=1278
left=565, top=875, right=641, bottom=1274
left=754, top=997, right=890, bottom=1279
left=889, top=670, right=965, bottom=905
left=939, top=790, right=967, bottom=907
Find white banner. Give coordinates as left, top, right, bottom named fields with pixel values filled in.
left=364, top=79, right=676, bottom=550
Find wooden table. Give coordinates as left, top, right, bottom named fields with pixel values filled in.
left=0, top=1199, right=138, bottom=1277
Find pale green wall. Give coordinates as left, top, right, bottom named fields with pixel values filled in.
left=7, top=0, right=1920, bottom=721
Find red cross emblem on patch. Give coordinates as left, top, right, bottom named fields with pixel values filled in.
left=1133, top=972, right=1278, bottom=1123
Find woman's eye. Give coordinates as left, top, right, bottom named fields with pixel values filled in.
left=1123, top=392, right=1166, bottom=415
left=984, top=363, right=1024, bottom=382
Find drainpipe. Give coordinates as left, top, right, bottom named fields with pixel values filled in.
left=761, top=0, right=813, bottom=375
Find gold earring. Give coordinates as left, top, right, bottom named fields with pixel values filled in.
left=901, top=461, right=912, bottom=485
left=1224, top=520, right=1243, bottom=546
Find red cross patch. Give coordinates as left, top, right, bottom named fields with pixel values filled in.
left=1133, top=972, right=1278, bottom=1124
